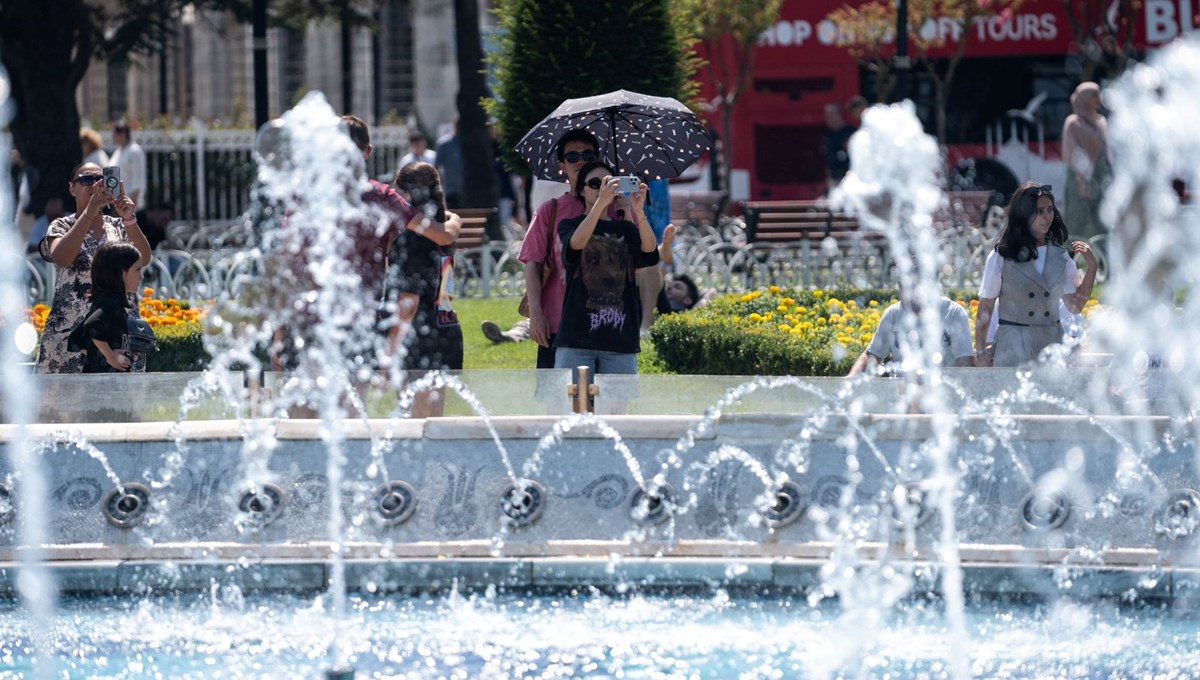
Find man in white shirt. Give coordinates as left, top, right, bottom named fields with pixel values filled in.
left=109, top=120, right=147, bottom=205
left=848, top=294, right=975, bottom=376
left=398, top=130, right=436, bottom=170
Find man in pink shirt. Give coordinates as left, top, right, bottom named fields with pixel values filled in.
left=502, top=130, right=608, bottom=368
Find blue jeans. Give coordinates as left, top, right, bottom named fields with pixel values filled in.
left=554, top=347, right=638, bottom=375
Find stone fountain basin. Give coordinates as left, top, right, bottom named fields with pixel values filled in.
left=1, top=412, right=1197, bottom=598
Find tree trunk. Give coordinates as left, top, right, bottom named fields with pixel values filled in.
left=0, top=0, right=92, bottom=220
left=452, top=0, right=497, bottom=214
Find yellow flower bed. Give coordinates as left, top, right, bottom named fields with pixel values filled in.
left=728, top=288, right=1102, bottom=357
left=27, top=287, right=209, bottom=333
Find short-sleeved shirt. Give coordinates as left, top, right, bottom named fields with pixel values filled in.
left=517, top=194, right=585, bottom=334
left=35, top=214, right=133, bottom=374
left=356, top=180, right=413, bottom=300
left=66, top=292, right=148, bottom=373
left=398, top=150, right=437, bottom=170
left=979, top=246, right=1079, bottom=299
left=554, top=215, right=660, bottom=355
left=866, top=298, right=974, bottom=367
left=518, top=194, right=619, bottom=334
left=384, top=222, right=463, bottom=371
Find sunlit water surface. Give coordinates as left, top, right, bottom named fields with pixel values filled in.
left=2, top=591, right=1199, bottom=678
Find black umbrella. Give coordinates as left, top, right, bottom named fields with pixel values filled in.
left=516, top=89, right=713, bottom=182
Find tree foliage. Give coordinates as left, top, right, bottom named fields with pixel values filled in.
left=671, top=0, right=782, bottom=203
left=827, top=0, right=1026, bottom=142
left=486, top=0, right=697, bottom=175
left=0, top=0, right=370, bottom=220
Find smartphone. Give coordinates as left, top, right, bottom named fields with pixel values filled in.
left=103, top=166, right=121, bottom=200
left=615, top=176, right=640, bottom=194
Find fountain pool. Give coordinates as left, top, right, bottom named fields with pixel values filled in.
left=5, top=37, right=1200, bottom=680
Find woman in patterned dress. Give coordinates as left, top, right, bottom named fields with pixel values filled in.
left=35, top=162, right=151, bottom=374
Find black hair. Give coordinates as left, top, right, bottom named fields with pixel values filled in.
left=90, top=241, right=141, bottom=299
left=340, top=115, right=371, bottom=152
left=70, top=162, right=100, bottom=182
left=555, top=129, right=601, bottom=162
left=113, top=120, right=132, bottom=135
left=408, top=130, right=427, bottom=143
left=395, top=161, right=446, bottom=222
left=572, top=160, right=617, bottom=201
left=995, top=180, right=1068, bottom=262
left=674, top=274, right=700, bottom=309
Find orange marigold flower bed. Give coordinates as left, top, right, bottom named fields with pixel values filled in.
left=27, top=289, right=209, bottom=333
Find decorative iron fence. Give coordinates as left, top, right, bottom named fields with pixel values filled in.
left=134, top=123, right=410, bottom=222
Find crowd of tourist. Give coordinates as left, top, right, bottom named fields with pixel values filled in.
left=22, top=84, right=1109, bottom=386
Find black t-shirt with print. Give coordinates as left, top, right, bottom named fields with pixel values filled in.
left=555, top=215, right=659, bottom=355
left=384, top=228, right=463, bottom=371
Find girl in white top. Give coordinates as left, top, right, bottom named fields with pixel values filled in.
left=975, top=182, right=1097, bottom=367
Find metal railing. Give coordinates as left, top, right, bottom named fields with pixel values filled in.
left=25, top=223, right=1005, bottom=308
left=127, top=123, right=411, bottom=223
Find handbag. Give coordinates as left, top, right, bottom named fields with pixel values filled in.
left=517, top=198, right=558, bottom=318
left=123, top=317, right=158, bottom=354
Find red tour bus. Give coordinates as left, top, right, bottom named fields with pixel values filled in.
left=696, top=0, right=1188, bottom=204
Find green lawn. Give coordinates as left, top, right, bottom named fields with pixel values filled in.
left=456, top=296, right=535, bottom=369
left=456, top=296, right=667, bottom=373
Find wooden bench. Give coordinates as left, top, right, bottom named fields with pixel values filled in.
left=723, top=200, right=890, bottom=288
left=447, top=207, right=499, bottom=246
left=447, top=207, right=513, bottom=296
left=739, top=200, right=880, bottom=245
left=450, top=207, right=497, bottom=250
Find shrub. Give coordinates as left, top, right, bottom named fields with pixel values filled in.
left=147, top=321, right=210, bottom=372
left=650, top=286, right=985, bottom=376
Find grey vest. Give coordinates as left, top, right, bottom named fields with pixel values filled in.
left=997, top=245, right=1067, bottom=327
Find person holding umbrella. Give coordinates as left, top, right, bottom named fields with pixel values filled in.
left=482, top=129, right=615, bottom=367
left=554, top=161, right=659, bottom=374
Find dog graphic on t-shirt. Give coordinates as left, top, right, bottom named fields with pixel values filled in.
left=581, top=233, right=630, bottom=330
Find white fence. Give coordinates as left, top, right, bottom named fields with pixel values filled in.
left=133, top=123, right=410, bottom=222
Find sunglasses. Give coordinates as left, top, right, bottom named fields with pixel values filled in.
left=583, top=177, right=606, bottom=190
left=1027, top=184, right=1052, bottom=196
left=563, top=150, right=598, bottom=163
left=74, top=174, right=103, bottom=186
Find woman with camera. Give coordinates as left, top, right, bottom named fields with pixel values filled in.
left=35, top=162, right=151, bottom=374
left=553, top=161, right=659, bottom=374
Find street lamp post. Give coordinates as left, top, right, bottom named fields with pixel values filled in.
left=253, top=0, right=269, bottom=128
left=894, top=0, right=910, bottom=103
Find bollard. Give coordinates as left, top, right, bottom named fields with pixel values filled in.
left=244, top=368, right=263, bottom=418
left=566, top=365, right=599, bottom=413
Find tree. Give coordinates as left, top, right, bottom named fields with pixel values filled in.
left=486, top=0, right=697, bottom=176
left=825, top=2, right=896, bottom=104
left=672, top=0, right=782, bottom=201
left=0, top=0, right=371, bottom=220
left=827, top=0, right=1026, bottom=143
left=453, top=0, right=496, bottom=211
left=1061, top=0, right=1141, bottom=82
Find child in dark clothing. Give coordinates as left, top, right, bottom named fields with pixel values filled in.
left=67, top=241, right=154, bottom=372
